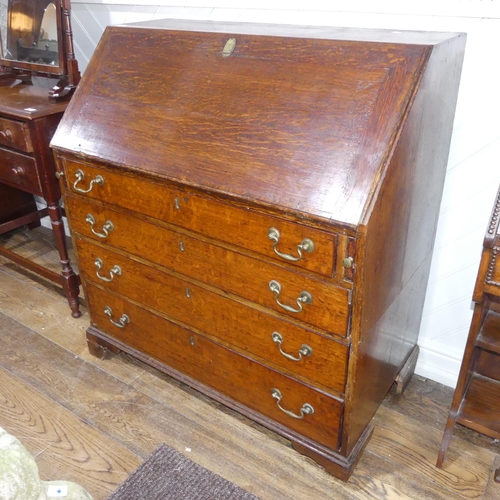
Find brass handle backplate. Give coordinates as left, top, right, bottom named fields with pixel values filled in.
left=104, top=306, right=129, bottom=328
left=11, top=166, right=24, bottom=176
left=268, top=227, right=314, bottom=262
left=94, top=258, right=122, bottom=282
left=271, top=388, right=314, bottom=419
left=271, top=332, right=312, bottom=362
left=222, top=37, right=236, bottom=57
left=73, top=168, right=104, bottom=193
left=268, top=280, right=312, bottom=313
left=85, top=214, right=114, bottom=239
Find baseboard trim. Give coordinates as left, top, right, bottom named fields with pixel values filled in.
left=415, top=345, right=462, bottom=388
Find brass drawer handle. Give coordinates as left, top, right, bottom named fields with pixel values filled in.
left=73, top=169, right=104, bottom=193
left=0, top=129, right=13, bottom=141
left=85, top=214, right=114, bottom=239
left=271, top=388, right=314, bottom=420
left=271, top=332, right=312, bottom=362
left=104, top=306, right=129, bottom=328
left=269, top=280, right=312, bottom=313
left=94, top=258, right=122, bottom=282
left=268, top=227, right=314, bottom=262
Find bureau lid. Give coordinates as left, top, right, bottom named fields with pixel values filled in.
left=51, top=21, right=462, bottom=227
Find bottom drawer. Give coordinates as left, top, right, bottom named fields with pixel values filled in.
left=86, top=282, right=343, bottom=450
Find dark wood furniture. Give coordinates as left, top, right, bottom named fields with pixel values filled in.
left=0, top=0, right=81, bottom=316
left=51, top=20, right=465, bottom=479
left=437, top=185, right=500, bottom=483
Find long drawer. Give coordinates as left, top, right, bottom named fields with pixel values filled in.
left=0, top=147, right=41, bottom=193
left=87, top=282, right=343, bottom=450
left=76, top=237, right=349, bottom=393
left=66, top=195, right=350, bottom=335
left=62, top=158, right=337, bottom=277
left=0, top=117, right=33, bottom=153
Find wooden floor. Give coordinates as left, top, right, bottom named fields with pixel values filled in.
left=0, top=226, right=499, bottom=500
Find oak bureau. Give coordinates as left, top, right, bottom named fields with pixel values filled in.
left=51, top=20, right=466, bottom=479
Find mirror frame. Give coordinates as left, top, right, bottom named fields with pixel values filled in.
left=1, top=0, right=65, bottom=75
left=0, top=0, right=79, bottom=100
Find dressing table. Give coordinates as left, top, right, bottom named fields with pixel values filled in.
left=0, top=0, right=80, bottom=316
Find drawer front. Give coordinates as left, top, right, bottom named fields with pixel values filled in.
left=0, top=147, right=41, bottom=193
left=67, top=196, right=350, bottom=335
left=63, top=159, right=336, bottom=277
left=0, top=117, right=33, bottom=153
left=76, top=238, right=349, bottom=393
left=87, top=283, right=343, bottom=450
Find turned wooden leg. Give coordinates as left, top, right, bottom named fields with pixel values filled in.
left=47, top=201, right=81, bottom=318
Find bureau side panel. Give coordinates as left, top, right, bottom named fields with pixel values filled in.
left=343, top=34, right=466, bottom=455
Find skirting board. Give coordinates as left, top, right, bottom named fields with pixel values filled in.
left=415, top=345, right=462, bottom=388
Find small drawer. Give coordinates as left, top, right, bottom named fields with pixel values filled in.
left=62, top=158, right=336, bottom=277
left=87, top=283, right=343, bottom=450
left=66, top=196, right=350, bottom=335
left=0, top=117, right=33, bottom=153
left=76, top=238, right=349, bottom=393
left=0, top=147, right=41, bottom=193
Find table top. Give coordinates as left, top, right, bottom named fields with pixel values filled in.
left=0, top=82, right=67, bottom=120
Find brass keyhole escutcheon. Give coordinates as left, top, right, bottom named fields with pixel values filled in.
left=222, top=38, right=236, bottom=57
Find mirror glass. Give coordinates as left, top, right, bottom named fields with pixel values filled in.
left=0, top=0, right=59, bottom=66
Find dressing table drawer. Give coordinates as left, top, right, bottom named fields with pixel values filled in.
left=75, top=237, right=349, bottom=393
left=0, top=117, right=33, bottom=153
left=0, top=147, right=41, bottom=193
left=87, top=282, right=344, bottom=450
left=62, top=158, right=337, bottom=277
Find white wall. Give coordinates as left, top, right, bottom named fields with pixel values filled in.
left=68, top=0, right=500, bottom=388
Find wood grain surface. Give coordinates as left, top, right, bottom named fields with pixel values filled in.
left=0, top=227, right=499, bottom=499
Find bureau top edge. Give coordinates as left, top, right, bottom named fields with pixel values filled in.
left=123, top=18, right=465, bottom=46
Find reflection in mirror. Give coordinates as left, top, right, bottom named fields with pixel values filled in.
left=0, top=0, right=58, bottom=66
left=0, top=0, right=7, bottom=60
